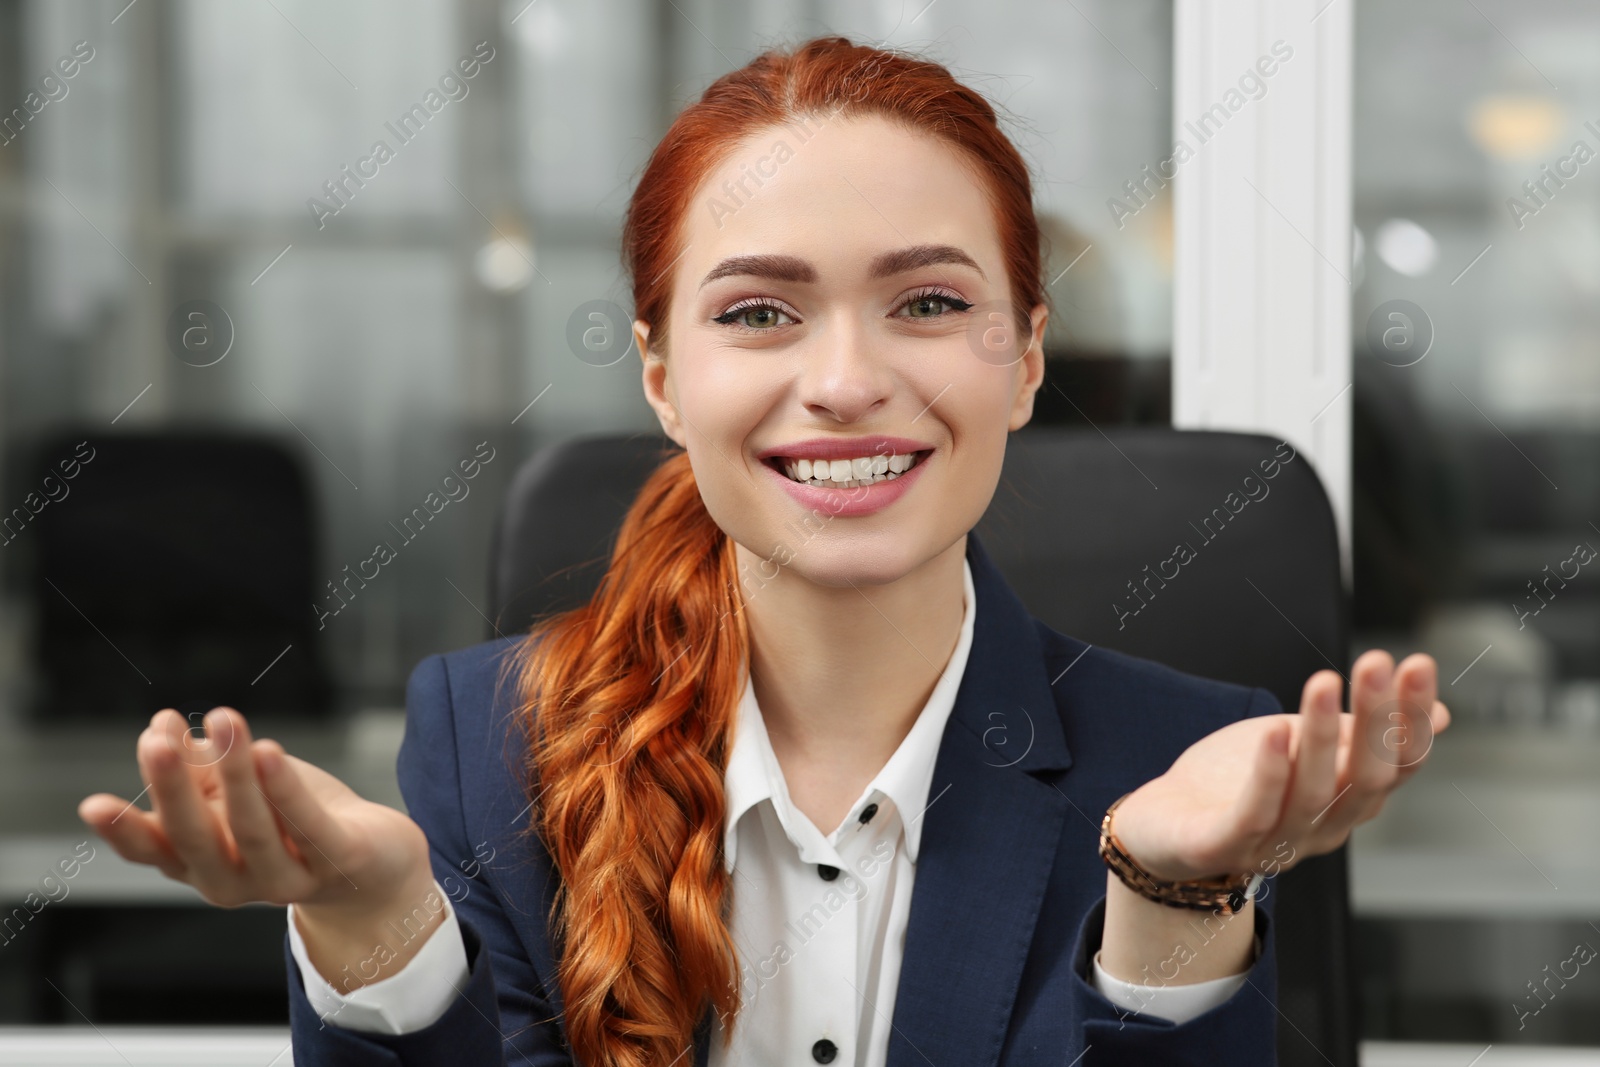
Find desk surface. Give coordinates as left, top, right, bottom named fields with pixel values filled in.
left=0, top=1032, right=1591, bottom=1066
left=0, top=1028, right=294, bottom=1065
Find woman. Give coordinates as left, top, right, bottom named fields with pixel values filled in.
left=78, top=35, right=1447, bottom=1067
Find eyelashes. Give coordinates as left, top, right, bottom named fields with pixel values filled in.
left=712, top=299, right=797, bottom=332
left=711, top=287, right=975, bottom=334
left=902, top=287, right=975, bottom=319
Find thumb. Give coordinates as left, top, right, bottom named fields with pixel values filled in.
left=252, top=740, right=355, bottom=884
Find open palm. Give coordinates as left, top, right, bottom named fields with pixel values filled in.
left=1111, top=649, right=1450, bottom=885
left=78, top=708, right=428, bottom=912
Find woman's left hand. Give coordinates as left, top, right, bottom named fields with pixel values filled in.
left=1109, top=649, right=1451, bottom=885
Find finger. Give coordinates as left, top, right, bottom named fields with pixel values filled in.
left=253, top=740, right=356, bottom=887
left=1432, top=698, right=1452, bottom=733
left=1359, top=791, right=1389, bottom=823
left=1281, top=672, right=1344, bottom=838
left=1346, top=649, right=1393, bottom=759
left=78, top=794, right=187, bottom=878
left=1391, top=654, right=1440, bottom=780
left=1343, top=653, right=1402, bottom=812
left=207, top=709, right=297, bottom=878
left=1350, top=648, right=1395, bottom=707
left=142, top=710, right=235, bottom=888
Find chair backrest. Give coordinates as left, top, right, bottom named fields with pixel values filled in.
left=487, top=426, right=1355, bottom=1067
left=975, top=426, right=1354, bottom=1067
left=23, top=428, right=335, bottom=722
left=486, top=433, right=679, bottom=636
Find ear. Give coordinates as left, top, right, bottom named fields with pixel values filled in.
left=637, top=320, right=688, bottom=448
left=1007, top=302, right=1049, bottom=432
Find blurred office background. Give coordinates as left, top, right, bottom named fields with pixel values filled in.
left=0, top=0, right=1595, bottom=1064
left=1348, top=0, right=1600, bottom=1054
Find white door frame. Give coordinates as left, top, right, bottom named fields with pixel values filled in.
left=1171, top=0, right=1355, bottom=586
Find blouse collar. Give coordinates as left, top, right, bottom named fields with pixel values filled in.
left=721, top=556, right=977, bottom=872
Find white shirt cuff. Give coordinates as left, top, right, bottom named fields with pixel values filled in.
left=1090, top=935, right=1261, bottom=1025
left=287, top=880, right=471, bottom=1035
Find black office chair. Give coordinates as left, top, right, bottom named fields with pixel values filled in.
left=6, top=429, right=338, bottom=1026
left=23, top=427, right=336, bottom=722
left=487, top=427, right=1355, bottom=1067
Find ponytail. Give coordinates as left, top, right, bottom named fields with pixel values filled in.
left=510, top=449, right=746, bottom=1066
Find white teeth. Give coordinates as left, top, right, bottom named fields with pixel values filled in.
left=777, top=451, right=925, bottom=487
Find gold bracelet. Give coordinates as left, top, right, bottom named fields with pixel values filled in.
left=1098, top=793, right=1257, bottom=914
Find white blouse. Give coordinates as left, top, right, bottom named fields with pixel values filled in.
left=288, top=558, right=1250, bottom=1061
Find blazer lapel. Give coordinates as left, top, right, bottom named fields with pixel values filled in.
left=884, top=531, right=1074, bottom=1067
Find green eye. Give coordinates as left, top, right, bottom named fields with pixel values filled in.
left=900, top=290, right=973, bottom=319
left=713, top=301, right=794, bottom=331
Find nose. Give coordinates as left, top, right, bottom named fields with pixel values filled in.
left=797, top=315, right=893, bottom=423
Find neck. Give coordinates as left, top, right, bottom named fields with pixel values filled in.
left=734, top=533, right=968, bottom=833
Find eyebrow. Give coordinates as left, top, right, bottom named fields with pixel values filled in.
left=697, top=243, right=987, bottom=289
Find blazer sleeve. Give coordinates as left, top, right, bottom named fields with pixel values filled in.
left=286, top=651, right=576, bottom=1067
left=1064, top=684, right=1284, bottom=1066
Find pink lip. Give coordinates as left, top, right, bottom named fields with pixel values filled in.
left=761, top=447, right=933, bottom=517
left=756, top=435, right=934, bottom=462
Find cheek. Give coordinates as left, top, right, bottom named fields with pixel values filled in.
left=939, top=361, right=1018, bottom=451
left=671, top=350, right=780, bottom=514
left=671, top=346, right=765, bottom=435
left=929, top=363, right=1016, bottom=514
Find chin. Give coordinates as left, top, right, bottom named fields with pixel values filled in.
left=773, top=533, right=942, bottom=590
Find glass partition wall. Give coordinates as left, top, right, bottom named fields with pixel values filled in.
left=1348, top=0, right=1600, bottom=1049
left=0, top=0, right=1177, bottom=1028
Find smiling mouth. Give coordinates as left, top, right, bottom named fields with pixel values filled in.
left=765, top=449, right=931, bottom=488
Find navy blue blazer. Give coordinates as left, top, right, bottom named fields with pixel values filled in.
left=285, top=530, right=1284, bottom=1065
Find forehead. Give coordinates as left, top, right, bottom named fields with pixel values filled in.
left=677, top=112, right=1004, bottom=293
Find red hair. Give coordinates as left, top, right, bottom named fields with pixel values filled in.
left=509, top=34, right=1047, bottom=1067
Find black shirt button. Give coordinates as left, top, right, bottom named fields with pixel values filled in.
left=858, top=803, right=878, bottom=824
left=817, top=864, right=840, bottom=881
left=812, top=1037, right=837, bottom=1063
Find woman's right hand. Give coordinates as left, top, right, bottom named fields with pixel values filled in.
left=78, top=707, right=443, bottom=988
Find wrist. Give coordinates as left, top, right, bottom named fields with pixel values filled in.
left=1100, top=870, right=1256, bottom=985
left=294, top=868, right=447, bottom=993
left=1100, top=791, right=1257, bottom=911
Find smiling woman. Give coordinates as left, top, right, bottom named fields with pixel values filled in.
left=77, top=32, right=1449, bottom=1067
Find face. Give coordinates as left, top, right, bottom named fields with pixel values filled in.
left=638, top=112, right=1047, bottom=589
